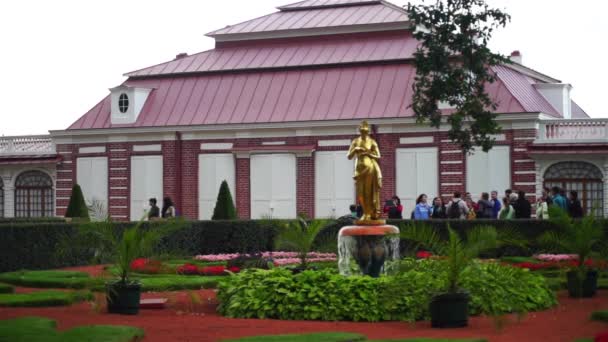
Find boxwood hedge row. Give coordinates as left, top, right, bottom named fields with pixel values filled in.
left=0, top=218, right=606, bottom=272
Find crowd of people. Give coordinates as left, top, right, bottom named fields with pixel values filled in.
left=349, top=186, right=585, bottom=221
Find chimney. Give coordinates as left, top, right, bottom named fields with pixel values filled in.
left=175, top=52, right=188, bottom=60
left=510, top=50, right=522, bottom=64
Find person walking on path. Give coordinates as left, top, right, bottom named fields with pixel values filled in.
left=383, top=196, right=403, bottom=219
left=499, top=197, right=515, bottom=219
left=568, top=190, right=584, bottom=218
left=490, top=190, right=502, bottom=219
left=413, top=194, right=431, bottom=220
left=447, top=192, right=469, bottom=219
left=431, top=197, right=447, bottom=219
left=536, top=195, right=550, bottom=220
left=476, top=192, right=494, bottom=219
left=513, top=190, right=532, bottom=219
left=551, top=186, right=568, bottom=211
left=161, top=197, right=177, bottom=218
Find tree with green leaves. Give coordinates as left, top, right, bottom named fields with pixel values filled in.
left=65, top=184, right=89, bottom=220
left=407, top=0, right=511, bottom=152
left=212, top=180, right=237, bottom=220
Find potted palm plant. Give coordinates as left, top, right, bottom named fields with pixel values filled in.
left=275, top=217, right=329, bottom=273
left=540, top=207, right=606, bottom=298
left=400, top=225, right=502, bottom=328
left=63, top=219, right=182, bottom=314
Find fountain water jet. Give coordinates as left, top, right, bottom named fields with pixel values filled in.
left=338, top=225, right=400, bottom=277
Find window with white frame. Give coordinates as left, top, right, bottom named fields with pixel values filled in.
left=315, top=151, right=354, bottom=218
left=76, top=157, right=108, bottom=215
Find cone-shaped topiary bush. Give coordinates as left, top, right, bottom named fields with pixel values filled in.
left=65, top=184, right=90, bottom=220
left=212, top=180, right=237, bottom=220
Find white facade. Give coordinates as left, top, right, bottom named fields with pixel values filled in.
left=466, top=146, right=511, bottom=200
left=130, top=155, right=163, bottom=220
left=76, top=157, right=108, bottom=211
left=250, top=153, right=296, bottom=219
left=315, top=151, right=355, bottom=218
left=396, top=147, right=438, bottom=210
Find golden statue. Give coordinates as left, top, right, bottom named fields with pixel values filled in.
left=347, top=121, right=384, bottom=225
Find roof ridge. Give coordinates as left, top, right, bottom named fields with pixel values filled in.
left=278, top=0, right=381, bottom=11
left=123, top=48, right=215, bottom=77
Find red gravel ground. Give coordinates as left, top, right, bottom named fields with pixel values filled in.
left=1, top=265, right=606, bottom=342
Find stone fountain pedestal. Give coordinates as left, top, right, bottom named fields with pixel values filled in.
left=338, top=224, right=400, bottom=277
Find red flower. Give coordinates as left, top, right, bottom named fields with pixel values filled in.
left=416, top=251, right=433, bottom=259
left=130, top=258, right=162, bottom=274
left=595, top=330, right=608, bottom=342
left=177, top=263, right=199, bottom=275
left=227, top=266, right=240, bottom=273
left=201, top=265, right=228, bottom=276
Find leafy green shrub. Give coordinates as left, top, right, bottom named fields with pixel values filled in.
left=0, top=283, right=14, bottom=293
left=64, top=184, right=90, bottom=220
left=0, top=316, right=144, bottom=342
left=591, top=310, right=608, bottom=322
left=0, top=290, right=92, bottom=307
left=222, top=332, right=366, bottom=342
left=212, top=180, right=237, bottom=220
left=218, top=260, right=556, bottom=322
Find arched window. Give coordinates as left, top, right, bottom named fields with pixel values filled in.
left=544, top=161, right=604, bottom=216
left=0, top=178, right=4, bottom=218
left=14, top=171, right=54, bottom=217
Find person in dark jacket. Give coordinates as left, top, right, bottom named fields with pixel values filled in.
left=431, top=197, right=447, bottom=219
left=568, top=191, right=584, bottom=218
left=476, top=192, right=494, bottom=219
left=513, top=190, right=532, bottom=219
left=383, top=196, right=403, bottom=219
left=148, top=198, right=160, bottom=220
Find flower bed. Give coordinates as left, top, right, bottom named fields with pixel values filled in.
left=177, top=264, right=240, bottom=276
left=507, top=254, right=607, bottom=271
left=194, top=251, right=337, bottom=264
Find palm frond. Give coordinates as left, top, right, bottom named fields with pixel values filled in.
left=399, top=222, right=443, bottom=254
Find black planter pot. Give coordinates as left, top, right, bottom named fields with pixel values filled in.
left=566, top=270, right=598, bottom=298
left=429, top=292, right=469, bottom=328
left=106, top=281, right=141, bottom=315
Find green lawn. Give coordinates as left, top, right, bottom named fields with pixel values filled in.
left=591, top=310, right=608, bottom=322
left=0, top=316, right=143, bottom=342
left=0, top=270, right=224, bottom=292
left=222, top=333, right=487, bottom=342
left=0, top=290, right=92, bottom=307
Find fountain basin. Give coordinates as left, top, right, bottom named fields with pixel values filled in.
left=338, top=224, right=400, bottom=277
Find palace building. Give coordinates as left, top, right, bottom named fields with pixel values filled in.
left=0, top=0, right=605, bottom=220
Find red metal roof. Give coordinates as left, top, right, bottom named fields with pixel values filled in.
left=279, top=0, right=383, bottom=11
left=69, top=63, right=533, bottom=130
left=492, top=65, right=560, bottom=117
left=571, top=101, right=589, bottom=119
left=206, top=2, right=408, bottom=37
left=125, top=31, right=418, bottom=77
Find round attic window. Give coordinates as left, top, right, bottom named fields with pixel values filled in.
left=118, top=93, right=129, bottom=113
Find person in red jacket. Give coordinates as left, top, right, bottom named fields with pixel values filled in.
left=383, top=196, right=403, bottom=219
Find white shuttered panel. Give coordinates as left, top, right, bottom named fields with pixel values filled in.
left=466, top=146, right=510, bottom=200
left=396, top=148, right=438, bottom=211
left=130, top=155, right=163, bottom=221
left=315, top=151, right=355, bottom=218
left=198, top=154, right=236, bottom=220
left=251, top=154, right=296, bottom=219
left=76, top=157, right=108, bottom=209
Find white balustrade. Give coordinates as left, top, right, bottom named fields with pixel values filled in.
left=0, top=135, right=55, bottom=155
left=537, top=119, right=608, bottom=143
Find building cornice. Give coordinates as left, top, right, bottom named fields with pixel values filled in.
left=49, top=113, right=544, bottom=144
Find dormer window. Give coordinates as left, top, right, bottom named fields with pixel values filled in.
left=109, top=85, right=153, bottom=125
left=118, top=93, right=129, bottom=113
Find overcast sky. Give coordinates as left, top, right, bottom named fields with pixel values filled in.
left=1, top=0, right=606, bottom=136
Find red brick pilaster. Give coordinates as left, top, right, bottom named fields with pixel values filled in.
left=107, top=143, right=130, bottom=221
left=235, top=157, right=250, bottom=219
left=296, top=155, right=314, bottom=219
left=180, top=140, right=198, bottom=219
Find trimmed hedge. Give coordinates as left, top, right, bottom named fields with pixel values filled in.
left=1, top=218, right=607, bottom=272
left=0, top=290, right=92, bottom=307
